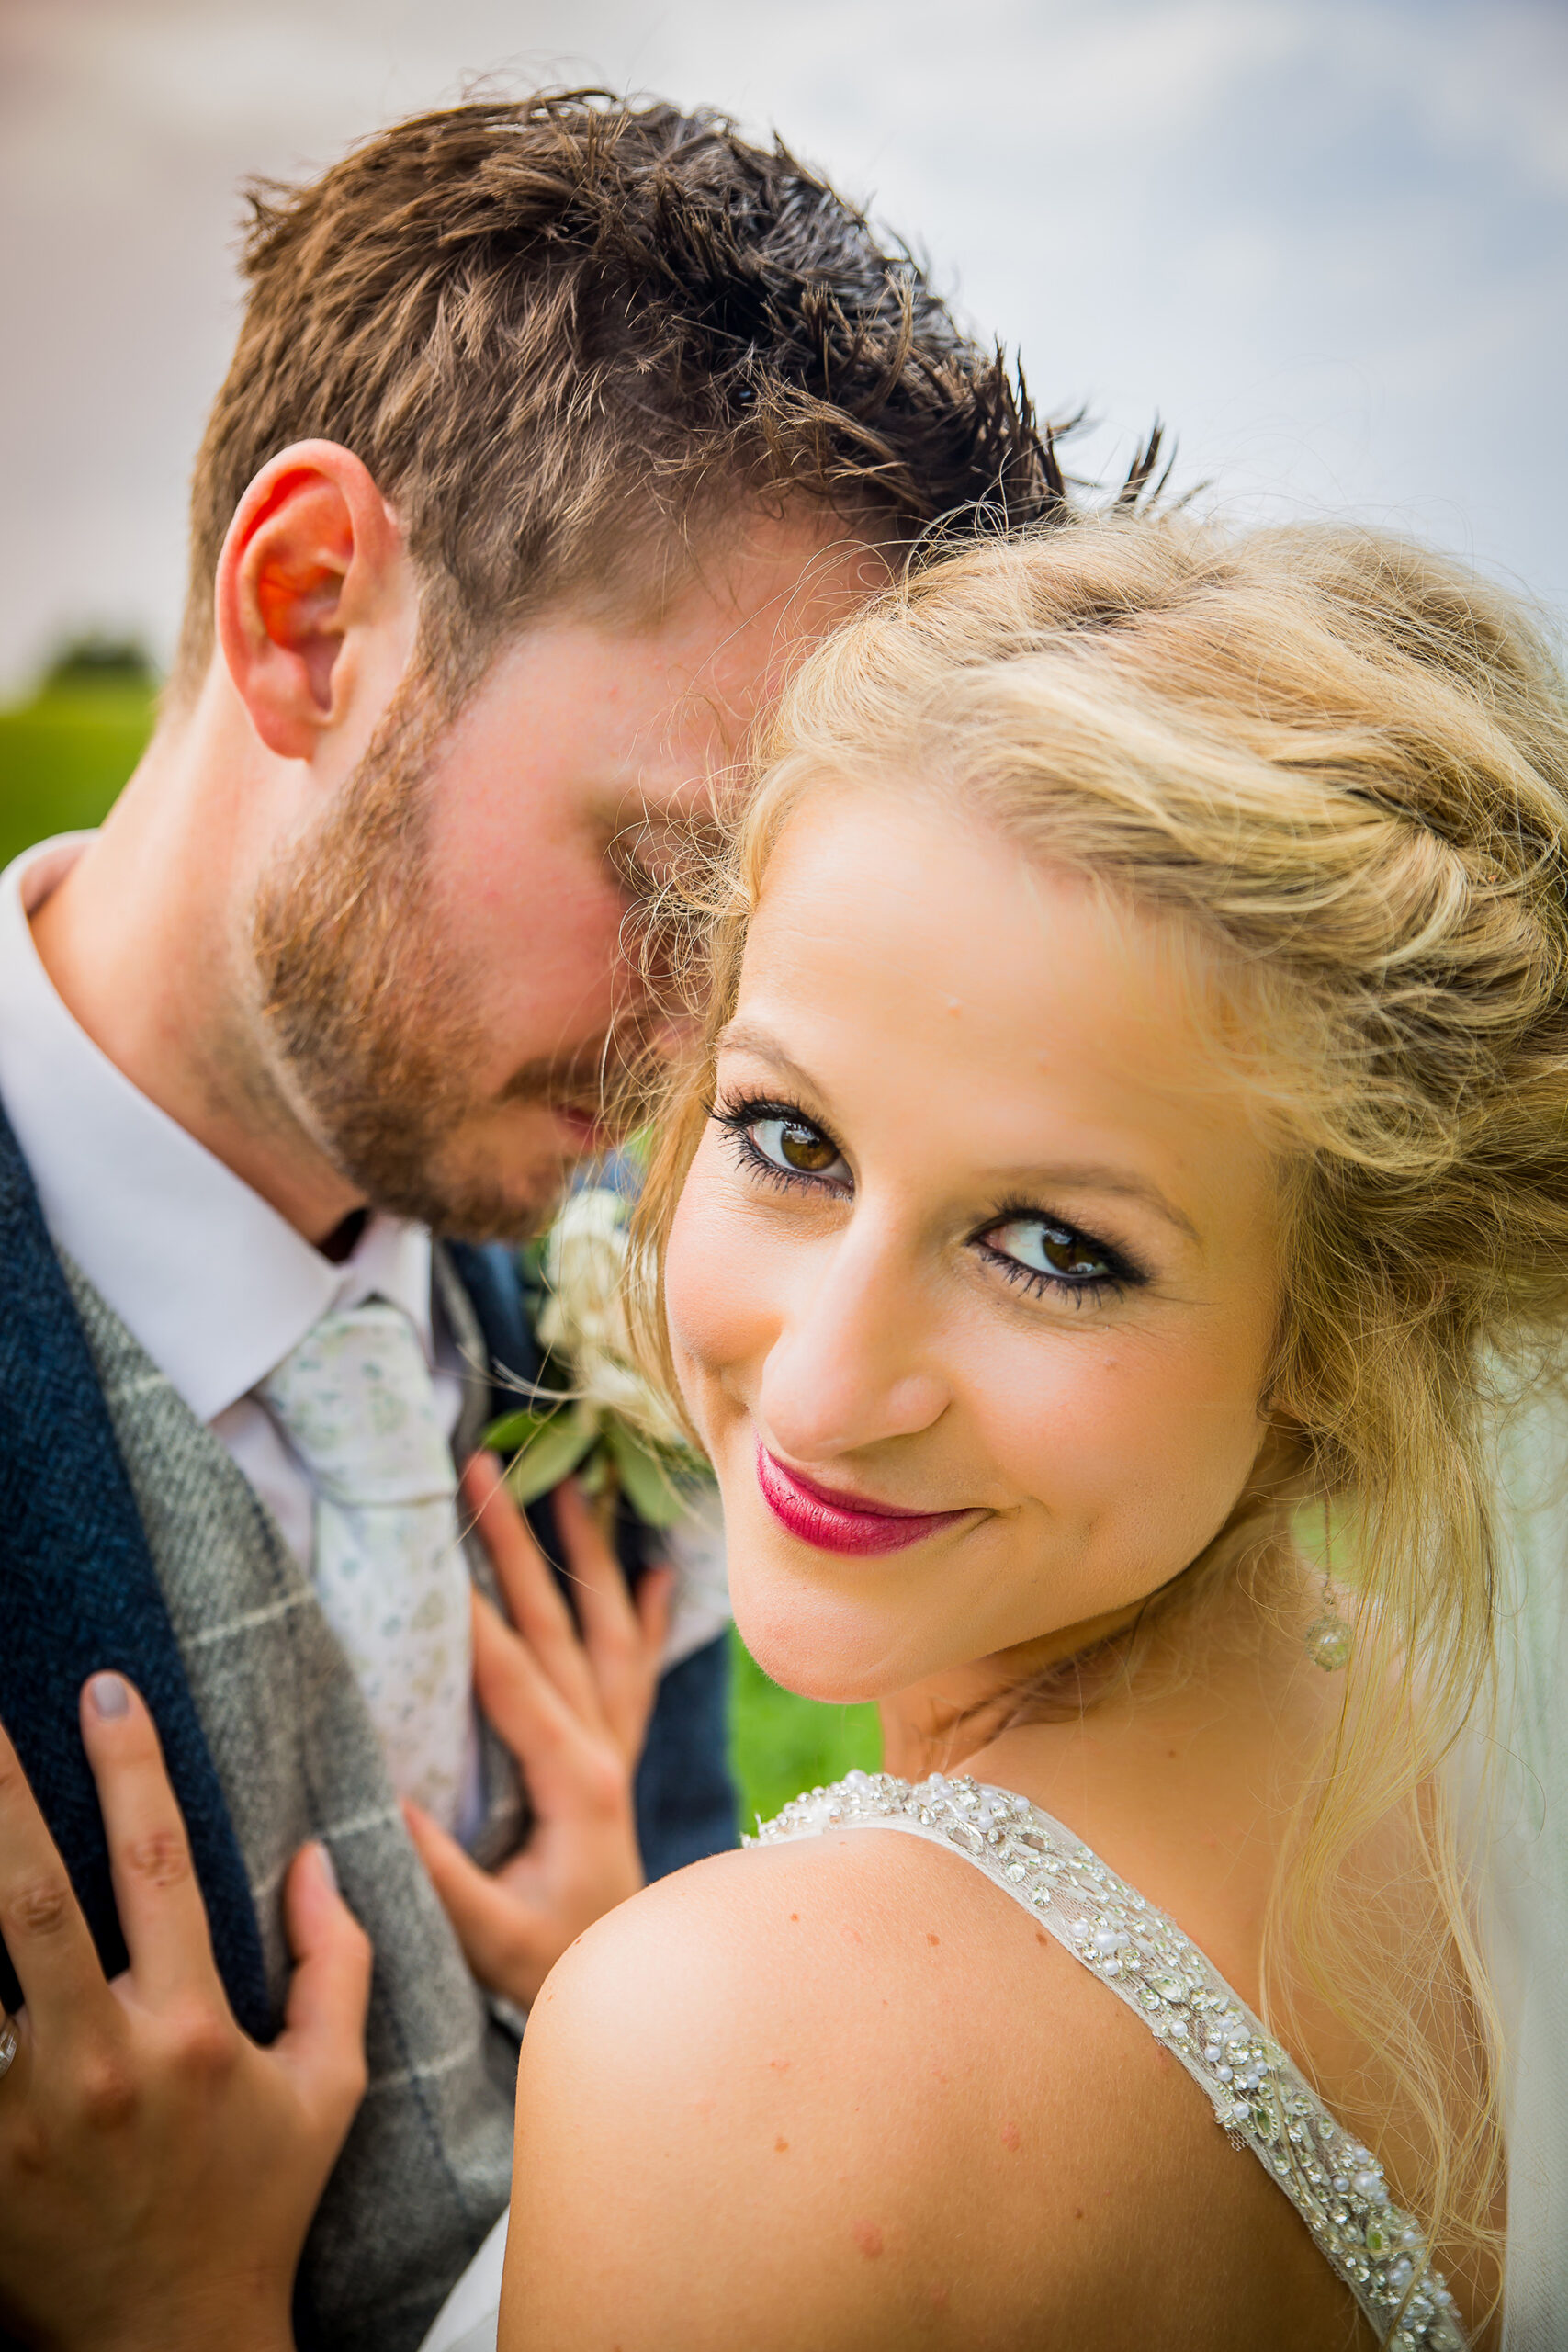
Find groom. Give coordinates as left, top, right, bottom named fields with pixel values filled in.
left=0, top=93, right=1055, bottom=2352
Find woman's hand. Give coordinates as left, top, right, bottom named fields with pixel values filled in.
left=0, top=1673, right=371, bottom=2352
left=402, top=1454, right=672, bottom=2011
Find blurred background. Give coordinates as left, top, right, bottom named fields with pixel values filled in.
left=5, top=0, right=1565, bottom=703
left=4, top=0, right=1563, bottom=1809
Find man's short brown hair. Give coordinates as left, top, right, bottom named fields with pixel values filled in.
left=175, top=91, right=1064, bottom=699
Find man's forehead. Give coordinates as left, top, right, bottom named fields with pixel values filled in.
left=566, top=526, right=886, bottom=801
left=629, top=518, right=888, bottom=707
left=457, top=514, right=887, bottom=840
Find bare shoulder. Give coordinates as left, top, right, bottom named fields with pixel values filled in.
left=502, top=1830, right=1364, bottom=2352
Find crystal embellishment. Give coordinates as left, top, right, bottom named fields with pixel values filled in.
left=1306, top=1613, right=1354, bottom=1672
left=749, top=1769, right=1465, bottom=2351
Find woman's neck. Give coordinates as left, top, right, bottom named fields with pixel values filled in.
left=882, top=1548, right=1325, bottom=1779
left=875, top=1556, right=1340, bottom=1992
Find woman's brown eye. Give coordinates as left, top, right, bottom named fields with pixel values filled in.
left=746, top=1114, right=850, bottom=1183
left=1043, top=1230, right=1105, bottom=1275
left=988, top=1216, right=1112, bottom=1284
left=778, top=1122, right=839, bottom=1172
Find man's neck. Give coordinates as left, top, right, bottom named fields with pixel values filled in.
left=28, top=680, right=367, bottom=1247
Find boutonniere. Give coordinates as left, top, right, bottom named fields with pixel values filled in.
left=483, top=1185, right=713, bottom=1529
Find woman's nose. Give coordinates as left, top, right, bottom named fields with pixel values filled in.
left=758, top=1231, right=949, bottom=1461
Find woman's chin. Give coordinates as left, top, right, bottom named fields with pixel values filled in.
left=731, top=1593, right=906, bottom=1709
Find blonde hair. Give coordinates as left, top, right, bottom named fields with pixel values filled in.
left=633, top=515, right=1568, bottom=2300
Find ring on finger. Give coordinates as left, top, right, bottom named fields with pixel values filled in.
left=0, top=2012, right=18, bottom=2083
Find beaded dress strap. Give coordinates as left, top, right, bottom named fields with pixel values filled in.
left=750, top=1769, right=1465, bottom=2352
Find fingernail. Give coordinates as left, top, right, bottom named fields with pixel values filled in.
left=87, top=1672, right=130, bottom=1721
left=312, top=1840, right=339, bottom=1894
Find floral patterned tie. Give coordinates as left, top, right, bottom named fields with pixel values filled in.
left=257, top=1299, right=470, bottom=1830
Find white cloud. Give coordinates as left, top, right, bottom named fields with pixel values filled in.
left=1, top=0, right=1562, bottom=689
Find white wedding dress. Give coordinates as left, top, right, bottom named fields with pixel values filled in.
left=419, top=1768, right=1466, bottom=2352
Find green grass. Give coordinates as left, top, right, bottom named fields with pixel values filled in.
left=727, top=1628, right=881, bottom=1831
left=0, top=685, right=152, bottom=870
left=2, top=683, right=877, bottom=1822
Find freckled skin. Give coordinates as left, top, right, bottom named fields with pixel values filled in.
left=853, top=2222, right=885, bottom=2260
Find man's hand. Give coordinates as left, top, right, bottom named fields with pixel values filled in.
left=402, top=1455, right=672, bottom=2010
left=0, top=1675, right=372, bottom=2352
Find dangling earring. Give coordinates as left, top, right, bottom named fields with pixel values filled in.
left=1305, top=1576, right=1353, bottom=1672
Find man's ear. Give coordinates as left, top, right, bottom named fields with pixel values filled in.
left=214, top=441, right=407, bottom=762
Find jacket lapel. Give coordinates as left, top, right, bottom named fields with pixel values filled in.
left=0, top=1098, right=270, bottom=2037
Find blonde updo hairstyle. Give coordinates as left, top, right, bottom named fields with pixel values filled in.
left=633, top=516, right=1568, bottom=2297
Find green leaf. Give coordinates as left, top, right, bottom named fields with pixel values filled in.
left=482, top=1408, right=558, bottom=1455
left=604, top=1420, right=686, bottom=1529
left=577, top=1447, right=613, bottom=1498
left=492, top=1402, right=599, bottom=1505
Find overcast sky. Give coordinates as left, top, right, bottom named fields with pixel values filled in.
left=2, top=0, right=1563, bottom=694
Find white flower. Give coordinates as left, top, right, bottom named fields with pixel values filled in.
left=536, top=1187, right=688, bottom=1453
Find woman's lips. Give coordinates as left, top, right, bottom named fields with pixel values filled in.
left=755, top=1446, right=974, bottom=1557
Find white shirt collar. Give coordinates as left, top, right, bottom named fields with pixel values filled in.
left=0, top=835, right=435, bottom=1422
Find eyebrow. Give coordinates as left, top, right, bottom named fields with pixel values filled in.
left=983, top=1161, right=1201, bottom=1245
left=718, top=1016, right=1202, bottom=1247
left=717, top=1019, right=826, bottom=1101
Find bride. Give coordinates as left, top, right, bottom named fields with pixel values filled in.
left=6, top=512, right=1565, bottom=2348
left=436, top=510, right=1563, bottom=2352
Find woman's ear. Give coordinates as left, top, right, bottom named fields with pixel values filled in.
left=214, top=440, right=406, bottom=762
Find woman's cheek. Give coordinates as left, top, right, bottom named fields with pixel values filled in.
left=970, top=1329, right=1254, bottom=1585
left=662, top=1150, right=774, bottom=1443
left=1023, top=1335, right=1264, bottom=1583
left=971, top=1334, right=1132, bottom=1521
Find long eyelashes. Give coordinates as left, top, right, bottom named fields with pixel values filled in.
left=712, top=1095, right=851, bottom=1197
left=976, top=1232, right=1132, bottom=1309
left=711, top=1091, right=1146, bottom=1308
left=976, top=1193, right=1146, bottom=1305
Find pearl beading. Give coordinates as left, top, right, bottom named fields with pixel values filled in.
left=751, top=1769, right=1466, bottom=2350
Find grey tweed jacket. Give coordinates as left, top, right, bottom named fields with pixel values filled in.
left=65, top=1252, right=523, bottom=2352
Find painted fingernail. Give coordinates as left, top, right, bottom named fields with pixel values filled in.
left=87, top=1672, right=130, bottom=1721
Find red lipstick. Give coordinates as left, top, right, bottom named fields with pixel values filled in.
left=756, top=1446, right=973, bottom=1556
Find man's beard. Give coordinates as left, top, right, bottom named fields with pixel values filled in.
left=250, top=679, right=633, bottom=1242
